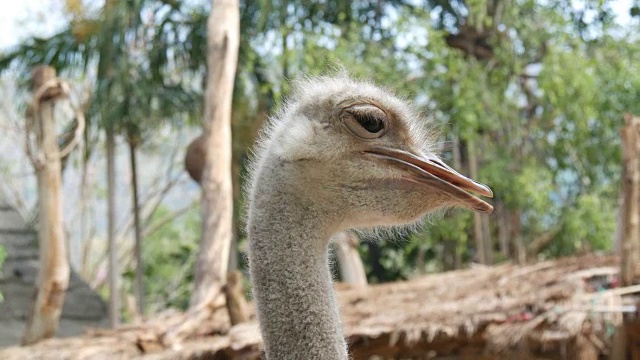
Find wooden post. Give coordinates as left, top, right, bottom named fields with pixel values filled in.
left=22, top=66, right=71, bottom=345
left=620, top=113, right=640, bottom=287
left=333, top=232, right=368, bottom=287
left=162, top=0, right=240, bottom=345
left=612, top=113, right=640, bottom=360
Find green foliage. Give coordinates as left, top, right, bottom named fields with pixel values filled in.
left=545, top=192, right=617, bottom=257
left=0, top=0, right=204, bottom=145
left=3, top=0, right=639, bottom=309
left=357, top=212, right=473, bottom=282
left=231, top=0, right=639, bottom=278
left=123, top=205, right=201, bottom=312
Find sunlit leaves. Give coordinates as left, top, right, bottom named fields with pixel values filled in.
left=547, top=192, right=617, bottom=257
left=136, top=206, right=200, bottom=312
left=3, top=0, right=638, bottom=286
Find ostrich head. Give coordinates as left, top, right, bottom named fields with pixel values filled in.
left=248, top=76, right=493, bottom=237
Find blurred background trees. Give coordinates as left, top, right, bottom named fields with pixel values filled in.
left=0, top=0, right=638, bottom=320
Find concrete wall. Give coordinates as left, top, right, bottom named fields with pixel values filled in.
left=0, top=199, right=107, bottom=347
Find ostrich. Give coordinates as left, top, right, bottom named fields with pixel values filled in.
left=246, top=76, right=494, bottom=359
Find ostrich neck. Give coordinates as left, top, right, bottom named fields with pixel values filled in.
left=248, top=182, right=347, bottom=360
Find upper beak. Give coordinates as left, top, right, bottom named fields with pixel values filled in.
left=365, top=147, right=494, bottom=214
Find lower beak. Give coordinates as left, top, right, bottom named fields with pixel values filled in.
left=365, top=147, right=494, bottom=214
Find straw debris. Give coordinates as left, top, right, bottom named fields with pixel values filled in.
left=1, top=254, right=635, bottom=359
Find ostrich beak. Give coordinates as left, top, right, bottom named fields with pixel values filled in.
left=365, top=147, right=494, bottom=214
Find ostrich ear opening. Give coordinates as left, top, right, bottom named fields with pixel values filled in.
left=364, top=147, right=494, bottom=214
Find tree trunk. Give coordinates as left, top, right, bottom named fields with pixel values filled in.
left=191, top=0, right=240, bottom=308
left=467, top=138, right=491, bottom=264
left=162, top=0, right=240, bottom=346
left=95, top=0, right=120, bottom=329
left=333, top=233, right=368, bottom=287
left=481, top=213, right=492, bottom=263
left=185, top=133, right=239, bottom=272
left=22, top=66, right=71, bottom=345
left=496, top=201, right=509, bottom=257
left=620, top=113, right=640, bottom=287
left=510, top=209, right=526, bottom=264
left=442, top=238, right=458, bottom=271
left=128, top=139, right=144, bottom=316
left=223, top=271, right=249, bottom=325
left=443, top=134, right=462, bottom=270
left=80, top=145, right=92, bottom=279
left=106, top=127, right=119, bottom=328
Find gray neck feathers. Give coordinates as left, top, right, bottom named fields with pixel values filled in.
left=247, top=161, right=348, bottom=360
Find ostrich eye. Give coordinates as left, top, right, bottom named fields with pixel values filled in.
left=342, top=104, right=390, bottom=140
left=354, top=112, right=385, bottom=133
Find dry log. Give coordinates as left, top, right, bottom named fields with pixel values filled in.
left=223, top=271, right=250, bottom=325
